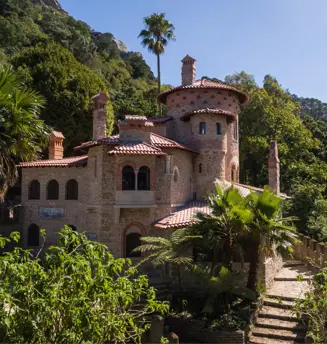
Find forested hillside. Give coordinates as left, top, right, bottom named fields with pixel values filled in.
left=0, top=0, right=160, bottom=152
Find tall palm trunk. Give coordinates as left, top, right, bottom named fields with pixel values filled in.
left=157, top=53, right=162, bottom=115
left=246, top=239, right=260, bottom=292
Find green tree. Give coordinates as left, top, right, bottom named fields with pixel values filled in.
left=0, top=227, right=168, bottom=343
left=138, top=13, right=175, bottom=114
left=0, top=66, right=49, bottom=199
left=191, top=185, right=253, bottom=275
left=11, top=42, right=112, bottom=152
left=135, top=228, right=199, bottom=296
left=245, top=187, right=298, bottom=292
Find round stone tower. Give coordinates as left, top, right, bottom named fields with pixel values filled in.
left=158, top=55, right=248, bottom=199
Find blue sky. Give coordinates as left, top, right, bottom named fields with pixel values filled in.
left=60, top=0, right=327, bottom=101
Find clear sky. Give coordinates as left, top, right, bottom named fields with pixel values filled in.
left=60, top=0, right=327, bottom=101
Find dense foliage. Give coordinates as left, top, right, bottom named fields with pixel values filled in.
left=295, top=268, right=327, bottom=343
left=224, top=72, right=327, bottom=241
left=0, top=66, right=49, bottom=199
left=0, top=0, right=160, bottom=153
left=0, top=227, right=168, bottom=343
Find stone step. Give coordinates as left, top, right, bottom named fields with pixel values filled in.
left=266, top=293, right=299, bottom=302
left=274, top=277, right=312, bottom=281
left=266, top=279, right=311, bottom=300
left=263, top=298, right=295, bottom=309
left=259, top=306, right=298, bottom=321
left=283, top=260, right=306, bottom=267
left=248, top=335, right=302, bottom=344
left=255, top=318, right=307, bottom=332
left=250, top=327, right=305, bottom=342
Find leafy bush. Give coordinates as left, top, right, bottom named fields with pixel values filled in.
left=0, top=227, right=168, bottom=343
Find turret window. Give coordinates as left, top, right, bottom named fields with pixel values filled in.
left=199, top=164, right=202, bottom=173
left=234, top=121, right=238, bottom=140
left=231, top=166, right=236, bottom=182
left=216, top=123, right=222, bottom=135
left=199, top=122, right=206, bottom=135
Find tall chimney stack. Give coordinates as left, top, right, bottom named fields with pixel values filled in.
left=181, top=55, right=196, bottom=85
left=92, top=92, right=109, bottom=140
left=48, top=131, right=64, bottom=160
left=268, top=140, right=280, bottom=194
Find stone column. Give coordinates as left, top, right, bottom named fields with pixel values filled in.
left=268, top=140, right=280, bottom=194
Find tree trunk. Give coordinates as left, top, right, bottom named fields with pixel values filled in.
left=246, top=240, right=260, bottom=292
left=157, top=53, right=162, bottom=115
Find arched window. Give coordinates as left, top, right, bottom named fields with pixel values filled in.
left=137, top=166, right=150, bottom=190
left=47, top=180, right=59, bottom=200
left=199, top=164, right=202, bottom=173
left=28, top=180, right=40, bottom=200
left=66, top=179, right=78, bottom=200
left=68, top=225, right=77, bottom=231
left=173, top=167, right=179, bottom=183
left=126, top=233, right=141, bottom=257
left=28, top=224, right=39, bottom=246
left=199, top=122, right=206, bottom=135
left=231, top=166, right=236, bottom=182
left=122, top=165, right=135, bottom=190
left=216, top=123, right=222, bottom=135
left=233, top=121, right=238, bottom=140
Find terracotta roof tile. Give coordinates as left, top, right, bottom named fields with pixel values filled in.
left=180, top=108, right=237, bottom=121
left=74, top=135, right=119, bottom=150
left=158, top=78, right=248, bottom=104
left=155, top=201, right=210, bottom=229
left=108, top=142, right=166, bottom=156
left=74, top=133, right=197, bottom=153
left=125, top=115, right=148, bottom=121
left=150, top=133, right=197, bottom=153
left=147, top=116, right=173, bottom=125
left=19, top=155, right=88, bottom=168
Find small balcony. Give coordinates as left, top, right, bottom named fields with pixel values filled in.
left=115, top=190, right=156, bottom=207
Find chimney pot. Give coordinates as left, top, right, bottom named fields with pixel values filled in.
left=92, top=92, right=109, bottom=140
left=49, top=131, right=64, bottom=160
left=181, top=55, right=196, bottom=85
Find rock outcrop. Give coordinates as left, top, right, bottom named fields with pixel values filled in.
left=32, top=0, right=62, bottom=11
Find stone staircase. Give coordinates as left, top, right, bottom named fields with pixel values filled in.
left=248, top=261, right=313, bottom=344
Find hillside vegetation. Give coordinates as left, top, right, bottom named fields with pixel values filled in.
left=0, top=0, right=160, bottom=152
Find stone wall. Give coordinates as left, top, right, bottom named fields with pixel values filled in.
left=169, top=149, right=193, bottom=205
left=293, top=233, right=327, bottom=267
left=21, top=164, right=91, bottom=246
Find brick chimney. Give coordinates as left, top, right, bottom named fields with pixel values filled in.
left=181, top=55, right=196, bottom=85
left=268, top=140, right=280, bottom=194
left=49, top=131, right=64, bottom=160
left=92, top=92, right=109, bottom=140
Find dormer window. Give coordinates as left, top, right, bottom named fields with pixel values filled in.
left=216, top=123, right=222, bottom=135
left=199, top=122, right=206, bottom=135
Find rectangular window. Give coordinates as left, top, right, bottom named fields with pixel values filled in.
left=216, top=123, right=221, bottom=135
left=199, top=122, right=206, bottom=135
left=233, top=121, right=238, bottom=140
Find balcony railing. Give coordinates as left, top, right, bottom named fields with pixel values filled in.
left=116, top=190, right=156, bottom=206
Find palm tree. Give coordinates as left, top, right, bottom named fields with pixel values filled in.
left=245, top=187, right=298, bottom=292
left=191, top=185, right=253, bottom=276
left=134, top=227, right=200, bottom=295
left=138, top=13, right=175, bottom=114
left=0, top=66, right=49, bottom=200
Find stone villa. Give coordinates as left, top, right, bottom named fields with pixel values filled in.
left=19, top=55, right=281, bottom=257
